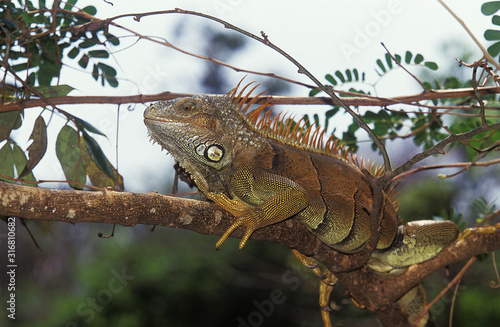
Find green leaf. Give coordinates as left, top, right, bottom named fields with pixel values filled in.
left=414, top=53, right=424, bottom=64
left=88, top=50, right=109, bottom=59
left=309, top=89, right=321, bottom=96
left=18, top=116, right=47, bottom=179
left=105, top=33, right=120, bottom=46
left=68, top=46, right=79, bottom=59
left=444, top=77, right=461, bottom=89
left=79, top=39, right=98, bottom=48
left=0, top=110, right=23, bottom=142
left=63, top=0, right=78, bottom=10
left=56, top=125, right=86, bottom=189
left=12, top=143, right=36, bottom=185
left=79, top=138, right=122, bottom=189
left=492, top=15, right=500, bottom=26
left=411, top=115, right=445, bottom=150
left=313, top=114, right=320, bottom=128
left=11, top=63, right=28, bottom=72
left=72, top=116, right=106, bottom=136
left=405, top=51, right=412, bottom=64
left=325, top=74, right=337, bottom=86
left=78, top=54, right=89, bottom=68
left=353, top=68, right=359, bottom=81
left=82, top=131, right=115, bottom=181
left=487, top=41, right=500, bottom=56
left=385, top=53, right=393, bottom=69
left=363, top=110, right=379, bottom=122
left=92, top=64, right=99, bottom=81
left=324, top=107, right=339, bottom=131
left=342, top=122, right=358, bottom=152
left=376, top=59, right=386, bottom=73
left=347, top=87, right=366, bottom=95
left=0, top=143, right=15, bottom=183
left=335, top=70, right=345, bottom=83
left=98, top=63, right=118, bottom=87
left=33, top=85, right=75, bottom=97
left=345, top=69, right=352, bottom=82
left=8, top=51, right=25, bottom=60
left=484, top=29, right=500, bottom=40
left=82, top=6, right=97, bottom=15
left=481, top=1, right=500, bottom=15
left=302, top=115, right=311, bottom=128
left=325, top=107, right=339, bottom=119
left=106, top=76, right=119, bottom=88
left=424, top=61, right=438, bottom=70
left=28, top=72, right=36, bottom=86
left=0, top=17, right=16, bottom=29
left=373, top=122, right=389, bottom=136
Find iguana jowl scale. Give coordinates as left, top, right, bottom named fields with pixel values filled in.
left=143, top=83, right=459, bottom=326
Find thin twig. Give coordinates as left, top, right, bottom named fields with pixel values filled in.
left=390, top=158, right=500, bottom=182
left=437, top=0, right=500, bottom=70
left=471, top=61, right=489, bottom=126
left=438, top=152, right=488, bottom=179
left=476, top=209, right=500, bottom=228
left=381, top=42, right=428, bottom=91
left=448, top=275, right=460, bottom=327
left=388, top=122, right=500, bottom=182
left=413, top=257, right=476, bottom=326
left=0, top=173, right=102, bottom=190
left=490, top=252, right=500, bottom=289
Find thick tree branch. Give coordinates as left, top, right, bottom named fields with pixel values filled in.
left=0, top=181, right=317, bottom=252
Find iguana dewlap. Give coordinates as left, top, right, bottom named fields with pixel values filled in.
left=143, top=83, right=459, bottom=326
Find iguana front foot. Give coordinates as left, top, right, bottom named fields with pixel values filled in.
left=215, top=216, right=259, bottom=250
left=207, top=192, right=250, bottom=250
left=209, top=173, right=309, bottom=250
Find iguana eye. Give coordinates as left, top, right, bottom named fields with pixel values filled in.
left=205, top=144, right=224, bottom=162
left=174, top=98, right=200, bottom=115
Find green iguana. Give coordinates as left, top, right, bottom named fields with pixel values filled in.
left=143, top=82, right=459, bottom=327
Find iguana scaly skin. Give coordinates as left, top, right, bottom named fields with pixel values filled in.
left=143, top=83, right=459, bottom=326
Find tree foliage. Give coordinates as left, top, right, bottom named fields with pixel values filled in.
left=1, top=0, right=122, bottom=189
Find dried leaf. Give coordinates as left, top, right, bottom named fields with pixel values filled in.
left=19, top=116, right=47, bottom=178
left=78, top=137, right=123, bottom=189
left=56, top=125, right=86, bottom=189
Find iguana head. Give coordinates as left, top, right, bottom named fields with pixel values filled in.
left=143, top=92, right=265, bottom=190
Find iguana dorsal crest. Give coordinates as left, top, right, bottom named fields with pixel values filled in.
left=228, top=81, right=384, bottom=178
